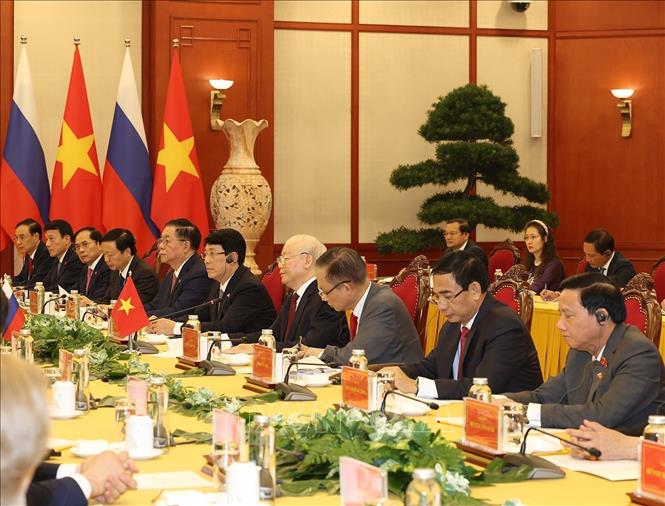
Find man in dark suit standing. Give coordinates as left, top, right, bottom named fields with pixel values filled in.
left=145, top=218, right=212, bottom=318
left=382, top=251, right=542, bottom=399
left=440, top=218, right=488, bottom=268
left=12, top=218, right=54, bottom=288
left=583, top=228, right=636, bottom=287
left=43, top=220, right=84, bottom=293
left=226, top=234, right=349, bottom=353
left=101, top=229, right=158, bottom=304
left=74, top=227, right=111, bottom=304
left=299, top=247, right=423, bottom=366
left=150, top=228, right=276, bottom=335
left=506, top=273, right=665, bottom=435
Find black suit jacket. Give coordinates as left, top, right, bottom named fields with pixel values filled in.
left=12, top=242, right=54, bottom=288
left=27, top=463, right=86, bottom=506
left=401, top=293, right=543, bottom=399
left=44, top=247, right=84, bottom=293
left=77, top=255, right=111, bottom=303
left=105, top=256, right=159, bottom=304
left=584, top=250, right=636, bottom=288
left=238, top=279, right=350, bottom=350
left=439, top=240, right=489, bottom=269
left=198, top=265, right=276, bottom=334
left=145, top=254, right=212, bottom=318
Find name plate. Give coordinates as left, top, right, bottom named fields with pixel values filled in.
left=29, top=291, right=38, bottom=314
left=182, top=327, right=200, bottom=361
left=463, top=397, right=501, bottom=451
left=638, top=440, right=665, bottom=502
left=252, top=344, right=275, bottom=383
left=339, top=456, right=388, bottom=506
left=59, top=349, right=74, bottom=381
left=342, top=367, right=371, bottom=411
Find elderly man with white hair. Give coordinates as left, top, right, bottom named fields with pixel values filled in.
left=226, top=234, right=349, bottom=352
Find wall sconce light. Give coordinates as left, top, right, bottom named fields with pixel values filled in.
left=210, top=79, right=234, bottom=130
left=610, top=88, right=634, bottom=138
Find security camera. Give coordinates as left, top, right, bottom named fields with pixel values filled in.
left=507, top=0, right=531, bottom=12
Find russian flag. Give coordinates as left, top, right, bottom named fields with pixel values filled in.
left=2, top=280, right=25, bottom=341
left=0, top=40, right=50, bottom=250
left=102, top=44, right=159, bottom=256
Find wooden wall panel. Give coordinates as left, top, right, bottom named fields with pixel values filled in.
left=555, top=0, right=665, bottom=33
left=144, top=0, right=274, bottom=270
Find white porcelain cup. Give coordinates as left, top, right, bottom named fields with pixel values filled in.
left=227, top=461, right=260, bottom=506
left=305, top=372, right=329, bottom=386
left=43, top=292, right=54, bottom=315
left=52, top=380, right=76, bottom=414
left=125, top=415, right=153, bottom=456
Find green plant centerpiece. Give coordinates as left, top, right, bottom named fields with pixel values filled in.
left=376, top=84, right=557, bottom=254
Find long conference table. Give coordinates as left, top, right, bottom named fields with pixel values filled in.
left=425, top=297, right=665, bottom=380
left=48, top=353, right=643, bottom=505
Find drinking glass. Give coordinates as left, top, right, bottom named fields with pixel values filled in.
left=114, top=398, right=136, bottom=442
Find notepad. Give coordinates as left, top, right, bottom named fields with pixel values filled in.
left=543, top=454, right=638, bottom=481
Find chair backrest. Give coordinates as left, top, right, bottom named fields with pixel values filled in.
left=652, top=256, right=665, bottom=303
left=260, top=261, right=285, bottom=313
left=489, top=264, right=534, bottom=329
left=576, top=258, right=588, bottom=274
left=622, top=273, right=661, bottom=348
left=390, top=255, right=431, bottom=350
left=488, top=239, right=520, bottom=280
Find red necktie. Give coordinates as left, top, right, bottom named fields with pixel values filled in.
left=170, top=272, right=178, bottom=294
left=349, top=314, right=359, bottom=341
left=85, top=268, right=93, bottom=293
left=27, top=257, right=34, bottom=279
left=284, top=293, right=299, bottom=340
left=457, top=326, right=470, bottom=380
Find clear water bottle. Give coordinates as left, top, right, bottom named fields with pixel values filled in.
left=405, top=468, right=441, bottom=506
left=258, top=329, right=276, bottom=350
left=249, top=415, right=276, bottom=500
left=17, top=329, right=34, bottom=363
left=468, top=377, right=492, bottom=402
left=108, top=300, right=117, bottom=337
left=349, top=349, right=368, bottom=370
left=67, top=290, right=81, bottom=320
left=149, top=376, right=170, bottom=450
left=34, top=281, right=45, bottom=314
left=494, top=269, right=503, bottom=282
left=186, top=314, right=201, bottom=331
left=73, top=348, right=91, bottom=411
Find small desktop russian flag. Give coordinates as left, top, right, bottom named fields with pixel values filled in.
left=2, top=281, right=26, bottom=341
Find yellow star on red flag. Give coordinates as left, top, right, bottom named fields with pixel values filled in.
left=55, top=121, right=98, bottom=188
left=118, top=297, right=135, bottom=316
left=157, top=124, right=198, bottom=191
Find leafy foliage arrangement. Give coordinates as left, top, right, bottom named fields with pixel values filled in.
left=376, top=84, right=558, bottom=254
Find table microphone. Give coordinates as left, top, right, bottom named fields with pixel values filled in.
left=379, top=390, right=440, bottom=413
left=519, top=426, right=601, bottom=459
left=277, top=360, right=333, bottom=401
left=41, top=294, right=66, bottom=313
left=151, top=297, right=223, bottom=321
left=197, top=336, right=248, bottom=376
left=205, top=336, right=247, bottom=361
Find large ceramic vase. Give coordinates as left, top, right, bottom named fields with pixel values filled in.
left=210, top=119, right=271, bottom=275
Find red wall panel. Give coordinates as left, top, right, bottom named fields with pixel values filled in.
left=555, top=0, right=665, bottom=33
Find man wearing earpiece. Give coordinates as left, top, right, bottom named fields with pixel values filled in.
left=582, top=228, right=636, bottom=287
left=150, top=228, right=275, bottom=335
left=506, top=272, right=665, bottom=436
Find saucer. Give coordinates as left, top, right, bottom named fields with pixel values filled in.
left=129, top=448, right=164, bottom=460
left=220, top=353, right=250, bottom=366
left=390, top=402, right=430, bottom=417
left=71, top=440, right=110, bottom=458
left=50, top=410, right=84, bottom=420
left=305, top=379, right=332, bottom=387
left=143, top=334, right=168, bottom=345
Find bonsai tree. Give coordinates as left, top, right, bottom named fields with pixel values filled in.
left=376, top=84, right=558, bottom=254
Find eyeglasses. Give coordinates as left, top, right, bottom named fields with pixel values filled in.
left=158, top=237, right=186, bottom=246
left=74, top=240, right=95, bottom=251
left=201, top=250, right=227, bottom=260
left=443, top=232, right=461, bottom=237
left=318, top=279, right=352, bottom=297
left=428, top=288, right=466, bottom=305
left=276, top=252, right=309, bottom=266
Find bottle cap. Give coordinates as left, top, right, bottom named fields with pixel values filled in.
left=188, top=314, right=199, bottom=320
left=352, top=349, right=366, bottom=356
left=412, top=468, right=435, bottom=480
left=647, top=415, right=665, bottom=425
left=472, top=377, right=488, bottom=385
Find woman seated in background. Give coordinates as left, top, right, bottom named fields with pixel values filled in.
left=523, top=219, right=565, bottom=293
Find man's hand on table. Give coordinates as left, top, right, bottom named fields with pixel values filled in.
left=378, top=366, right=417, bottom=395
left=80, top=450, right=138, bottom=503
left=297, top=344, right=323, bottom=360
left=149, top=318, right=175, bottom=336
left=565, top=420, right=638, bottom=461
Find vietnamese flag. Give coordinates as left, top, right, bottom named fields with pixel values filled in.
left=50, top=41, right=102, bottom=233
left=111, top=277, right=149, bottom=337
left=150, top=45, right=208, bottom=245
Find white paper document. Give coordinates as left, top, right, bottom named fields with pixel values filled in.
left=135, top=471, right=215, bottom=490
left=544, top=454, right=638, bottom=481
left=156, top=338, right=183, bottom=358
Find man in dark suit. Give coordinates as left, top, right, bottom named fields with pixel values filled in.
left=43, top=220, right=84, bottom=292
left=12, top=218, right=54, bottom=288
left=226, top=234, right=349, bottom=353
left=382, top=251, right=543, bottom=399
left=74, top=227, right=111, bottom=304
left=150, top=228, right=276, bottom=335
left=506, top=273, right=665, bottom=435
left=145, top=218, right=212, bottom=318
left=582, top=228, right=636, bottom=287
left=101, top=229, right=158, bottom=304
left=440, top=218, right=488, bottom=268
left=300, top=247, right=423, bottom=366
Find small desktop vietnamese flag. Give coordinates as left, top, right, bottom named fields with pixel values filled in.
left=111, top=277, right=149, bottom=337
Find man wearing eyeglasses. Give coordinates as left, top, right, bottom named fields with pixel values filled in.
left=12, top=218, right=54, bottom=288
left=74, top=227, right=111, bottom=304
left=225, top=234, right=349, bottom=353
left=441, top=219, right=488, bottom=269
left=144, top=218, right=212, bottom=318
left=380, top=251, right=542, bottom=399
left=299, top=247, right=423, bottom=366
left=150, top=228, right=275, bottom=335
